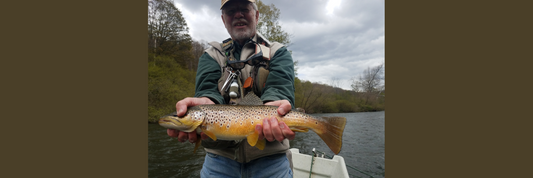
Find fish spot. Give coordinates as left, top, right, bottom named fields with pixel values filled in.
left=251, top=121, right=254, bottom=125
left=315, top=121, right=318, bottom=124
left=226, top=124, right=230, bottom=129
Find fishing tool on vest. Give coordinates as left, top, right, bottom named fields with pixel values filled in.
left=218, top=37, right=273, bottom=105
left=220, top=67, right=240, bottom=94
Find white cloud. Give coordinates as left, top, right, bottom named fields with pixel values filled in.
left=172, top=0, right=384, bottom=91
left=175, top=3, right=227, bottom=42
left=326, top=0, right=342, bottom=16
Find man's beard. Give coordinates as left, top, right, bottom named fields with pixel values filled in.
left=229, top=19, right=256, bottom=42
left=232, top=28, right=254, bottom=42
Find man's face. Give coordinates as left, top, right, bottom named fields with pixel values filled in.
left=221, top=1, right=259, bottom=44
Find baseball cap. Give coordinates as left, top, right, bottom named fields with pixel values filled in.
left=220, top=0, right=256, bottom=10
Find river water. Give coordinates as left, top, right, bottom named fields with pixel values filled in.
left=148, top=111, right=385, bottom=178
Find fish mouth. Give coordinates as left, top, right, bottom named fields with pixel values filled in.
left=158, top=117, right=183, bottom=126
left=159, top=119, right=187, bottom=131
left=158, top=116, right=198, bottom=132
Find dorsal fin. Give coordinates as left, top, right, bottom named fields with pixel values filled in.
left=238, top=93, right=263, bottom=106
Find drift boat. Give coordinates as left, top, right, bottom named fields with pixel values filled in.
left=290, top=148, right=349, bottom=178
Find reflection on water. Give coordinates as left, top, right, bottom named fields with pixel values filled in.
left=149, top=111, right=384, bottom=178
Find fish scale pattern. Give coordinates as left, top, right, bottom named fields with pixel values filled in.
left=199, top=105, right=279, bottom=134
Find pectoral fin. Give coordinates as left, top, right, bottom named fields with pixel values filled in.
left=202, top=130, right=217, bottom=141
left=255, top=139, right=266, bottom=150
left=246, top=131, right=265, bottom=150
left=247, top=132, right=259, bottom=146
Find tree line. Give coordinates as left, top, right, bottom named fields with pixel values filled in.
left=147, top=0, right=384, bottom=122
left=295, top=64, right=385, bottom=114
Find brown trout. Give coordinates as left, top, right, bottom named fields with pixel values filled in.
left=159, top=94, right=346, bottom=154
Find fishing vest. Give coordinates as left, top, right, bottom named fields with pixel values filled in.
left=205, top=32, right=284, bottom=104
left=202, top=33, right=293, bottom=166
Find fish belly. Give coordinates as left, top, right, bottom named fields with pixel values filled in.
left=199, top=105, right=278, bottom=141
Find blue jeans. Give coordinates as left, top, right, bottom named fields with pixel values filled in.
left=200, top=152, right=292, bottom=178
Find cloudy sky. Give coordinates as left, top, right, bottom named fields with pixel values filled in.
left=173, top=0, right=384, bottom=90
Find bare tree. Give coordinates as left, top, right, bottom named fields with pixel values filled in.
left=189, top=40, right=208, bottom=71
left=351, top=63, right=384, bottom=105
left=298, top=81, right=326, bottom=113
left=329, top=77, right=344, bottom=94
left=351, top=63, right=384, bottom=92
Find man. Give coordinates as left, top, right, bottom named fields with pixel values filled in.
left=166, top=0, right=296, bottom=177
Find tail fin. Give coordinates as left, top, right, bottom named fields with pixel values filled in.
left=316, top=117, right=346, bottom=154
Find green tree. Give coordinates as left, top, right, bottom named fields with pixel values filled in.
left=148, top=55, right=196, bottom=122
left=256, top=0, right=291, bottom=46
left=148, top=0, right=192, bottom=61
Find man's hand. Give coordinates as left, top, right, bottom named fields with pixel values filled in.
left=166, top=97, right=214, bottom=143
left=256, top=100, right=295, bottom=142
